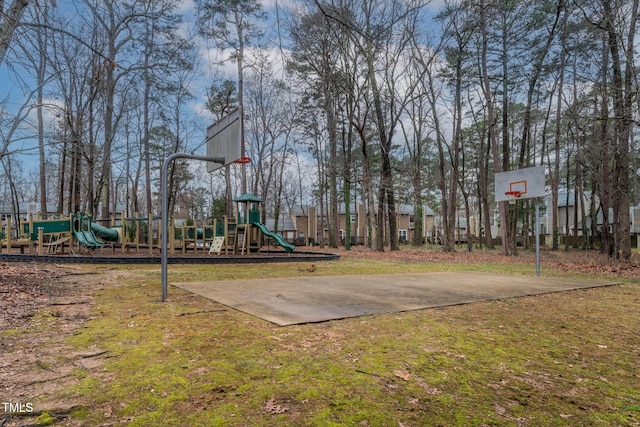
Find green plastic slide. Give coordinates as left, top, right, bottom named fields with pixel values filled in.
left=71, top=212, right=109, bottom=248
left=90, top=222, right=119, bottom=242
left=252, top=221, right=295, bottom=252
left=72, top=229, right=104, bottom=248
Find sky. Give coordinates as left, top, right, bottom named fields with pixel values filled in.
left=1, top=0, right=449, bottom=178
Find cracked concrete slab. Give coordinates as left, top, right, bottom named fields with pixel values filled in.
left=173, top=272, right=619, bottom=326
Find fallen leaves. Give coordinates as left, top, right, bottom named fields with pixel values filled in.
left=333, top=246, right=640, bottom=278
left=262, top=397, right=288, bottom=415
left=392, top=369, right=442, bottom=396
left=0, top=263, right=62, bottom=329
left=297, top=263, right=317, bottom=273
left=393, top=370, right=411, bottom=381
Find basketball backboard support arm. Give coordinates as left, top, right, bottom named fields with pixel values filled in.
left=161, top=152, right=225, bottom=301
left=162, top=109, right=241, bottom=299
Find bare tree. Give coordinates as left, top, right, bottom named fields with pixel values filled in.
left=318, top=0, right=428, bottom=251
left=0, top=0, right=32, bottom=67
left=196, top=0, right=266, bottom=194
left=287, top=4, right=343, bottom=248
left=601, top=0, right=637, bottom=260
left=474, top=0, right=510, bottom=254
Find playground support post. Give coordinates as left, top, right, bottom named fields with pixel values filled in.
left=161, top=153, right=225, bottom=302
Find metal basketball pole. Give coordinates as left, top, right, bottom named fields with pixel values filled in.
left=161, top=153, right=225, bottom=302
left=535, top=199, right=540, bottom=276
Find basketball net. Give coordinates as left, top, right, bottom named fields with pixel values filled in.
left=505, top=191, right=522, bottom=205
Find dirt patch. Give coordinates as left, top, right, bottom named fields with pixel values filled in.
left=0, top=263, right=106, bottom=426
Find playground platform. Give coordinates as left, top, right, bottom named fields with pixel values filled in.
left=173, top=272, right=621, bottom=326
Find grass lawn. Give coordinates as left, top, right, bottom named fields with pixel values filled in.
left=4, top=248, right=640, bottom=426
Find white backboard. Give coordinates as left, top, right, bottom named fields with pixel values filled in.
left=495, top=166, right=545, bottom=201
left=206, top=107, right=242, bottom=172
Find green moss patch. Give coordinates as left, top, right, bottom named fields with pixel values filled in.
left=33, top=255, right=640, bottom=425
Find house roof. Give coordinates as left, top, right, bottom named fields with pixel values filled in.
left=398, top=204, right=435, bottom=216
left=292, top=203, right=435, bottom=216
left=265, top=217, right=296, bottom=231
left=0, top=201, right=58, bottom=215
left=544, top=190, right=594, bottom=208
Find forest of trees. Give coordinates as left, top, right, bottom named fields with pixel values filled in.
left=1, top=0, right=639, bottom=259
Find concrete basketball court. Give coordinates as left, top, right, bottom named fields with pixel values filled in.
left=173, top=273, right=619, bottom=326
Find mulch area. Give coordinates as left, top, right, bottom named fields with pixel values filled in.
left=0, top=263, right=70, bottom=330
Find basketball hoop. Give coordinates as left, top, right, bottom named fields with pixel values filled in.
left=206, top=107, right=242, bottom=172
left=505, top=191, right=522, bottom=205
left=234, top=156, right=251, bottom=164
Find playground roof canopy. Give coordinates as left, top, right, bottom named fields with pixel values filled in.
left=232, top=193, right=263, bottom=203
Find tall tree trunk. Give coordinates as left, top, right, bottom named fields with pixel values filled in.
left=479, top=0, right=509, bottom=255
left=3, top=157, right=22, bottom=235
left=446, top=43, right=464, bottom=252
left=597, top=34, right=613, bottom=255
left=0, top=0, right=30, bottom=67
left=500, top=12, right=515, bottom=255
left=365, top=34, right=397, bottom=251
left=323, top=84, right=339, bottom=248
left=603, top=0, right=636, bottom=260
left=426, top=62, right=449, bottom=249
left=551, top=22, right=568, bottom=251
left=143, top=19, right=153, bottom=216
left=358, top=127, right=376, bottom=249
left=70, top=112, right=82, bottom=213
left=88, top=72, right=98, bottom=216
left=480, top=128, right=493, bottom=248
left=58, top=112, right=69, bottom=215
left=551, top=76, right=563, bottom=251
left=36, top=3, right=48, bottom=216
left=100, top=53, right=116, bottom=219
left=314, top=130, right=326, bottom=248
left=412, top=135, right=423, bottom=247
left=343, top=124, right=353, bottom=250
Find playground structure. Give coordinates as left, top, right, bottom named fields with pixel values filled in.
left=227, top=193, right=295, bottom=254
left=1, top=212, right=129, bottom=255
left=0, top=194, right=294, bottom=256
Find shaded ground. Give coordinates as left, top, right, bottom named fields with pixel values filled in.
left=333, top=245, right=640, bottom=278
left=0, top=263, right=106, bottom=426
left=0, top=247, right=638, bottom=426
